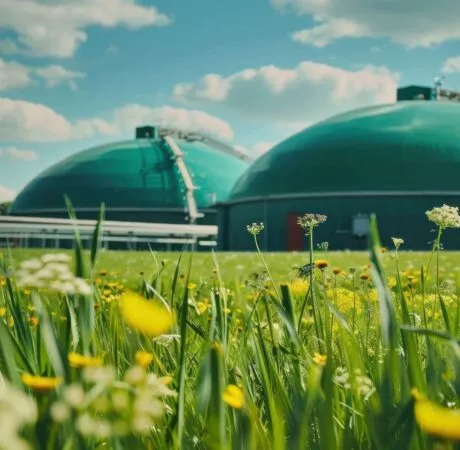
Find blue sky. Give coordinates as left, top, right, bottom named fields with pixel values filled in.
left=1, top=0, right=460, bottom=201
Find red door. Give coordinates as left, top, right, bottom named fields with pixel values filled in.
left=286, top=213, right=305, bottom=251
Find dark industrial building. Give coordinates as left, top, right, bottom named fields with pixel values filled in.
left=9, top=126, right=252, bottom=225
left=217, top=98, right=460, bottom=251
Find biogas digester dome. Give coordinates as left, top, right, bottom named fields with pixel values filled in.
left=217, top=101, right=460, bottom=251
left=10, top=126, right=251, bottom=224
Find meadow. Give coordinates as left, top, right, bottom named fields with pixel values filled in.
left=2, top=206, right=460, bottom=449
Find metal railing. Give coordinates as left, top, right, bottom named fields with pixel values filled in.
left=0, top=215, right=218, bottom=250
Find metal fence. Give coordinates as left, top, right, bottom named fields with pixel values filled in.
left=0, top=216, right=218, bottom=251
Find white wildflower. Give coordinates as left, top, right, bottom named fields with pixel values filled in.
left=64, top=384, right=86, bottom=409
left=50, top=401, right=71, bottom=423
left=131, top=414, right=153, bottom=435
left=125, top=366, right=146, bottom=386
left=391, top=237, right=404, bottom=250
left=246, top=222, right=264, bottom=236
left=83, top=366, right=116, bottom=386
left=426, top=204, right=460, bottom=229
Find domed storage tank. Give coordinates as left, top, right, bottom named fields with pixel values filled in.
left=217, top=101, right=460, bottom=251
left=10, top=126, right=252, bottom=225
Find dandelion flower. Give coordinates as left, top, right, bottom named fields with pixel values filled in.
left=412, top=389, right=460, bottom=441
left=68, top=352, right=103, bottom=369
left=223, top=384, right=245, bottom=409
left=21, top=373, right=62, bottom=393
left=119, top=291, right=174, bottom=338
left=313, top=353, right=327, bottom=366
left=135, top=351, right=154, bottom=368
left=315, top=259, right=328, bottom=270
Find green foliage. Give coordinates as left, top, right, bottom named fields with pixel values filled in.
left=2, top=213, right=460, bottom=449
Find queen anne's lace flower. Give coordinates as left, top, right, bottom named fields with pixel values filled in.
left=426, top=204, right=460, bottom=229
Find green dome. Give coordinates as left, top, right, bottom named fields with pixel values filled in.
left=10, top=131, right=250, bottom=222
left=231, top=101, right=460, bottom=200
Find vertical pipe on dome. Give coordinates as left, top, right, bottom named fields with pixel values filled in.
left=162, top=135, right=202, bottom=225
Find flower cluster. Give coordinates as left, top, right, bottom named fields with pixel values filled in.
left=297, top=213, right=327, bottom=230
left=246, top=222, right=264, bottom=236
left=0, top=382, right=37, bottom=450
left=51, top=365, right=176, bottom=439
left=391, top=237, right=404, bottom=250
left=426, top=204, right=460, bottom=229
left=15, top=253, right=91, bottom=295
left=334, top=367, right=376, bottom=400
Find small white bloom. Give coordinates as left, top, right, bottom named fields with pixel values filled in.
left=64, top=384, right=86, bottom=409
left=50, top=401, right=71, bottom=423
left=20, top=259, right=42, bottom=270
left=124, top=366, right=146, bottom=386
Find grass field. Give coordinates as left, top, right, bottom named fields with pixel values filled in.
left=6, top=247, right=459, bottom=289
left=2, top=208, right=460, bottom=449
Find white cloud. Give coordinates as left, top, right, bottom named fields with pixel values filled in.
left=0, top=58, right=31, bottom=91
left=0, top=97, right=234, bottom=143
left=72, top=118, right=120, bottom=140
left=35, top=65, right=86, bottom=90
left=110, top=104, right=234, bottom=141
left=442, top=57, right=460, bottom=74
left=0, top=185, right=16, bottom=202
left=173, top=61, right=398, bottom=123
left=0, top=0, right=172, bottom=58
left=0, top=98, right=72, bottom=141
left=0, top=57, right=86, bottom=91
left=272, top=0, right=460, bottom=48
left=0, top=146, right=38, bottom=160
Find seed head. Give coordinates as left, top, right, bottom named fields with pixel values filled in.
left=297, top=214, right=327, bottom=230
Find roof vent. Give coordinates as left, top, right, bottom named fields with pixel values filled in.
left=136, top=126, right=157, bottom=139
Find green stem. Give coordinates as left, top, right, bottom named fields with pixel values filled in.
left=254, top=236, right=280, bottom=302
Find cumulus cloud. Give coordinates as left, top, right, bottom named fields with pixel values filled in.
left=110, top=104, right=234, bottom=141
left=0, top=98, right=72, bottom=141
left=0, top=58, right=31, bottom=91
left=0, top=146, right=38, bottom=160
left=0, top=0, right=172, bottom=58
left=0, top=57, right=86, bottom=91
left=442, top=57, right=460, bottom=74
left=272, top=0, right=460, bottom=48
left=0, top=97, right=234, bottom=143
left=0, top=184, right=16, bottom=202
left=35, top=65, right=86, bottom=90
left=173, top=61, right=398, bottom=123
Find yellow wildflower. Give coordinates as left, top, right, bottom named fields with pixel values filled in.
left=412, top=389, right=460, bottom=441
left=223, top=384, right=245, bottom=409
left=315, top=259, right=328, bottom=270
left=332, top=267, right=341, bottom=275
left=313, top=353, right=327, bottom=366
left=119, top=291, right=175, bottom=338
left=29, top=317, right=39, bottom=326
left=197, top=298, right=211, bottom=315
left=187, top=283, right=197, bottom=290
left=0, top=306, right=6, bottom=317
left=22, top=373, right=62, bottom=392
left=135, top=351, right=154, bottom=368
left=68, top=352, right=103, bottom=368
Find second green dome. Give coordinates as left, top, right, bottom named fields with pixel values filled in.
left=231, top=101, right=460, bottom=200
